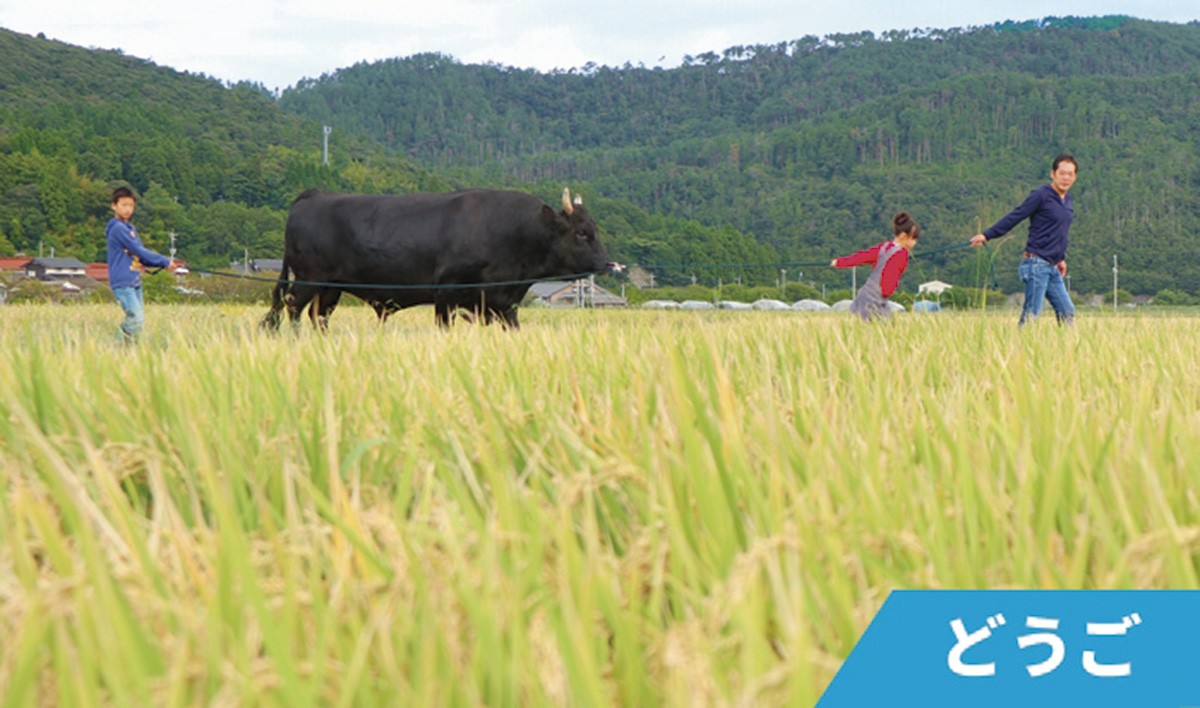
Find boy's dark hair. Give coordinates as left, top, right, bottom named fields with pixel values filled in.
left=893, top=212, right=920, bottom=239
left=1052, top=154, right=1078, bottom=173
left=111, top=186, right=137, bottom=204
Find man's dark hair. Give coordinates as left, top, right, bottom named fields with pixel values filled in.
left=1052, top=154, right=1078, bottom=173
left=111, top=186, right=137, bottom=204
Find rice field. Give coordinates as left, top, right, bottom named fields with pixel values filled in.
left=0, top=303, right=1197, bottom=706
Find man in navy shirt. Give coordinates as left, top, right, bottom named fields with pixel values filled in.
left=971, top=154, right=1078, bottom=325
left=106, top=186, right=182, bottom=342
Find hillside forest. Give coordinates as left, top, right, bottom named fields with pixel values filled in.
left=2, top=16, right=1199, bottom=299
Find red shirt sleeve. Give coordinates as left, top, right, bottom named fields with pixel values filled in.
left=833, top=243, right=883, bottom=268
left=879, top=248, right=909, bottom=297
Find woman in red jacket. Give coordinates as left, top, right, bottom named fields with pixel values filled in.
left=830, top=212, right=920, bottom=320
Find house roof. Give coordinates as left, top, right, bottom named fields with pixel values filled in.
left=29, top=257, right=88, bottom=269
left=919, top=280, right=954, bottom=294
left=529, top=279, right=627, bottom=305
left=86, top=264, right=110, bottom=281
left=529, top=281, right=571, bottom=298
left=0, top=257, right=33, bottom=270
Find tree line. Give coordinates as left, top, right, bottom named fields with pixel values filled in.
left=280, top=16, right=1200, bottom=295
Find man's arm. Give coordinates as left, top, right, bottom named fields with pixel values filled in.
left=970, top=189, right=1043, bottom=247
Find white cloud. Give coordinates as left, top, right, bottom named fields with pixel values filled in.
left=2, top=0, right=1196, bottom=88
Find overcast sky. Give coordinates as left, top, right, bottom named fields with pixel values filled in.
left=3, top=0, right=1197, bottom=91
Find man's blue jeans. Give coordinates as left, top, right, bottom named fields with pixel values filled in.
left=112, top=285, right=145, bottom=342
left=1018, top=256, right=1074, bottom=326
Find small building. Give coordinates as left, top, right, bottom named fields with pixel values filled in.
left=252, top=258, right=284, bottom=273
left=0, top=256, right=33, bottom=273
left=26, top=257, right=88, bottom=281
left=919, top=280, right=954, bottom=296
left=86, top=263, right=110, bottom=282
left=919, top=279, right=954, bottom=307
left=230, top=258, right=285, bottom=274
left=529, top=279, right=627, bottom=308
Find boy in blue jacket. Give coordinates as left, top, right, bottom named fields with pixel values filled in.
left=106, top=186, right=182, bottom=342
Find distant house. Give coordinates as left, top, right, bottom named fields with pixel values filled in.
left=919, top=279, right=953, bottom=306
left=529, top=279, right=627, bottom=308
left=0, top=256, right=33, bottom=274
left=231, top=258, right=284, bottom=274
left=253, top=258, right=284, bottom=272
left=86, top=263, right=110, bottom=282
left=919, top=280, right=954, bottom=296
left=26, top=257, right=88, bottom=281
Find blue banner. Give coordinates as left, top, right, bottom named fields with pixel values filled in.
left=818, top=590, right=1200, bottom=707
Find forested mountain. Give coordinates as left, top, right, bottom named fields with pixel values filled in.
left=280, top=16, right=1200, bottom=295
left=3, top=18, right=1199, bottom=296
left=0, top=28, right=765, bottom=279
left=0, top=28, right=449, bottom=266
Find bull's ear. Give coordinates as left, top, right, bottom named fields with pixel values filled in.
left=541, top=205, right=560, bottom=227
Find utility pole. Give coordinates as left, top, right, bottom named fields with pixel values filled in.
left=780, top=268, right=787, bottom=299
left=169, top=231, right=177, bottom=259
left=852, top=267, right=857, bottom=296
left=322, top=125, right=332, bottom=166
left=1112, top=254, right=1119, bottom=312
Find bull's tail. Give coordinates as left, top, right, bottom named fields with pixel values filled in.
left=260, top=257, right=291, bottom=331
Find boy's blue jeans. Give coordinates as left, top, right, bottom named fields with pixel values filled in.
left=112, top=285, right=145, bottom=342
left=1018, top=256, right=1074, bottom=326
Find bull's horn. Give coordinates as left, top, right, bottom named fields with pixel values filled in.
left=573, top=195, right=583, bottom=205
left=562, top=187, right=573, bottom=215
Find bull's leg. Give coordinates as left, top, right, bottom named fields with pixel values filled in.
left=311, top=289, right=342, bottom=332
left=499, top=306, right=520, bottom=331
left=372, top=302, right=389, bottom=322
left=260, top=261, right=292, bottom=332
left=461, top=305, right=482, bottom=325
left=434, top=300, right=453, bottom=328
left=260, top=282, right=287, bottom=331
left=286, top=286, right=319, bottom=330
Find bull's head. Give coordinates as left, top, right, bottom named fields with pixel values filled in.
left=544, top=187, right=622, bottom=274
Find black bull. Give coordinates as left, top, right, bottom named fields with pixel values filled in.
left=260, top=187, right=619, bottom=331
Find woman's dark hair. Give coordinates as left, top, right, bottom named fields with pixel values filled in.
left=111, top=186, right=137, bottom=204
left=893, top=212, right=920, bottom=239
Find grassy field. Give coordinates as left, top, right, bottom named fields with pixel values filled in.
left=0, top=303, right=1197, bottom=706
